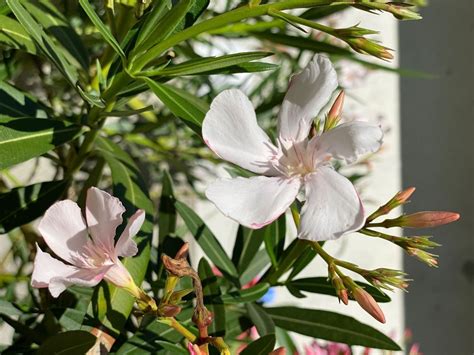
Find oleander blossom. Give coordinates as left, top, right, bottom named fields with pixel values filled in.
left=32, top=187, right=144, bottom=297
left=202, top=55, right=383, bottom=241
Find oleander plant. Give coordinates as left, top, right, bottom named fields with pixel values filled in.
left=0, top=0, right=459, bottom=354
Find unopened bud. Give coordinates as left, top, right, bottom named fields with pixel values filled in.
left=346, top=37, right=393, bottom=60
left=352, top=287, right=386, bottom=323
left=188, top=343, right=202, bottom=355
left=398, top=211, right=460, bottom=228
left=192, top=307, right=214, bottom=329
left=367, top=187, right=416, bottom=222
left=324, top=91, right=345, bottom=132
left=362, top=268, right=410, bottom=291
left=330, top=273, right=349, bottom=305
left=160, top=304, right=182, bottom=317
left=386, top=3, right=422, bottom=21
left=406, top=247, right=438, bottom=267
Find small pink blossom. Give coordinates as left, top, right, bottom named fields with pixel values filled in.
left=32, top=187, right=145, bottom=298
left=203, top=55, right=383, bottom=241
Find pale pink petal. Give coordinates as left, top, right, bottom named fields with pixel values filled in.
left=298, top=167, right=365, bottom=241
left=103, top=260, right=134, bottom=289
left=202, top=89, right=279, bottom=175
left=205, top=176, right=301, bottom=228
left=115, top=209, right=145, bottom=258
left=278, top=55, right=338, bottom=143
left=86, top=187, right=125, bottom=253
left=38, top=200, right=90, bottom=266
left=312, top=121, right=383, bottom=165
left=32, top=245, right=108, bottom=298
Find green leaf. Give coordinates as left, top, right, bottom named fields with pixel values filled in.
left=23, top=0, right=89, bottom=70
left=145, top=78, right=208, bottom=133
left=246, top=302, right=274, bottom=336
left=198, top=258, right=225, bottom=336
left=275, top=327, right=297, bottom=354
left=240, top=248, right=270, bottom=285
left=92, top=137, right=154, bottom=336
left=288, top=277, right=391, bottom=303
left=175, top=200, right=238, bottom=281
left=0, top=179, right=68, bottom=233
left=0, top=81, right=49, bottom=118
left=287, top=246, right=317, bottom=280
left=37, top=330, right=96, bottom=355
left=0, top=116, right=85, bottom=170
left=241, top=334, right=276, bottom=355
left=264, top=215, right=286, bottom=268
left=266, top=306, right=401, bottom=350
left=7, top=0, right=79, bottom=88
left=219, top=283, right=270, bottom=304
left=0, top=300, right=23, bottom=316
left=158, top=170, right=177, bottom=245
left=135, top=0, right=171, bottom=47
left=79, top=0, right=125, bottom=61
left=0, top=14, right=36, bottom=54
left=232, top=225, right=265, bottom=274
left=144, top=51, right=273, bottom=76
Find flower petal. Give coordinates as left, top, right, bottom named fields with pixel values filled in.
left=38, top=200, right=90, bottom=266
left=115, top=209, right=145, bottom=258
left=86, top=187, right=125, bottom=253
left=298, top=167, right=365, bottom=241
left=202, top=89, right=279, bottom=175
left=32, top=245, right=108, bottom=298
left=313, top=121, right=383, bottom=164
left=278, top=55, right=338, bottom=143
left=206, top=176, right=301, bottom=228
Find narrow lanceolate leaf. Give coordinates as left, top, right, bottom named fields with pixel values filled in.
left=0, top=15, right=36, bottom=54
left=241, top=334, right=276, bottom=355
left=158, top=170, right=177, bottom=244
left=175, top=200, right=238, bottom=281
left=92, top=137, right=154, bottom=336
left=79, top=0, right=125, bottom=61
left=219, top=283, right=270, bottom=304
left=264, top=215, right=286, bottom=267
left=232, top=225, right=265, bottom=274
left=240, top=248, right=271, bottom=285
left=145, top=78, right=209, bottom=134
left=246, top=302, right=275, bottom=336
left=135, top=0, right=171, bottom=47
left=288, top=277, right=391, bottom=303
left=0, top=81, right=50, bottom=118
left=37, top=331, right=96, bottom=355
left=198, top=258, right=225, bottom=336
left=266, top=307, right=401, bottom=350
left=144, top=51, right=273, bottom=77
left=0, top=116, right=85, bottom=170
left=0, top=300, right=23, bottom=316
left=0, top=180, right=68, bottom=234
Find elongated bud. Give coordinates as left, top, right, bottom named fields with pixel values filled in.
left=160, top=304, right=182, bottom=317
left=406, top=247, right=438, bottom=267
left=346, top=37, right=393, bottom=60
left=352, top=287, right=386, bottom=323
left=367, top=187, right=416, bottom=222
left=324, top=91, right=345, bottom=131
left=398, top=211, right=460, bottom=228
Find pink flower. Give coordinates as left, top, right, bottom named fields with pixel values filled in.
left=32, top=187, right=145, bottom=298
left=203, top=55, right=383, bottom=241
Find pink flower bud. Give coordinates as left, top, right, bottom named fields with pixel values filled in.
left=394, top=187, right=416, bottom=205
left=188, top=343, right=202, bottom=355
left=328, top=91, right=345, bottom=120
left=352, top=287, right=386, bottom=323
left=401, top=211, right=460, bottom=228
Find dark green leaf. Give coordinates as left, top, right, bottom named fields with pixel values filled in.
left=158, top=170, right=177, bottom=244
left=0, top=81, right=50, bottom=118
left=241, top=334, right=276, bottom=355
left=266, top=306, right=401, bottom=350
left=175, top=200, right=238, bottom=280
left=240, top=248, right=270, bottom=285
left=0, top=300, right=23, bottom=316
left=264, top=215, right=286, bottom=267
left=287, top=247, right=317, bottom=280
left=92, top=137, right=154, bottom=336
left=145, top=78, right=208, bottom=133
left=37, top=330, right=96, bottom=355
left=288, top=277, right=391, bottom=303
left=0, top=179, right=68, bottom=233
left=246, top=302, right=274, bottom=336
left=79, top=0, right=125, bottom=61
left=0, top=15, right=36, bottom=53
left=233, top=225, right=265, bottom=274
left=219, top=283, right=270, bottom=304
left=135, top=0, right=171, bottom=47
left=198, top=258, right=225, bottom=336
left=0, top=116, right=85, bottom=170
left=275, top=327, right=297, bottom=354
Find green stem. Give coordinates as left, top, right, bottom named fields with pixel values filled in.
left=157, top=317, right=197, bottom=342
left=132, top=0, right=353, bottom=71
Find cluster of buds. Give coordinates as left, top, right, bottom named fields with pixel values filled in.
left=362, top=187, right=459, bottom=267
left=355, top=1, right=422, bottom=21
left=359, top=268, right=410, bottom=292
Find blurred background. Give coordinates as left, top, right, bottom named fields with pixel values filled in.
left=400, top=0, right=473, bottom=353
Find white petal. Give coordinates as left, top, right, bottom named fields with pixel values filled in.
left=313, top=121, right=384, bottom=164
left=103, top=260, right=134, bottom=289
left=32, top=245, right=107, bottom=298
left=86, top=187, right=125, bottom=253
left=298, top=167, right=365, bottom=241
left=278, top=55, right=338, bottom=143
left=38, top=200, right=90, bottom=266
left=115, top=209, right=144, bottom=258
left=206, top=176, right=301, bottom=228
left=202, top=89, right=279, bottom=174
